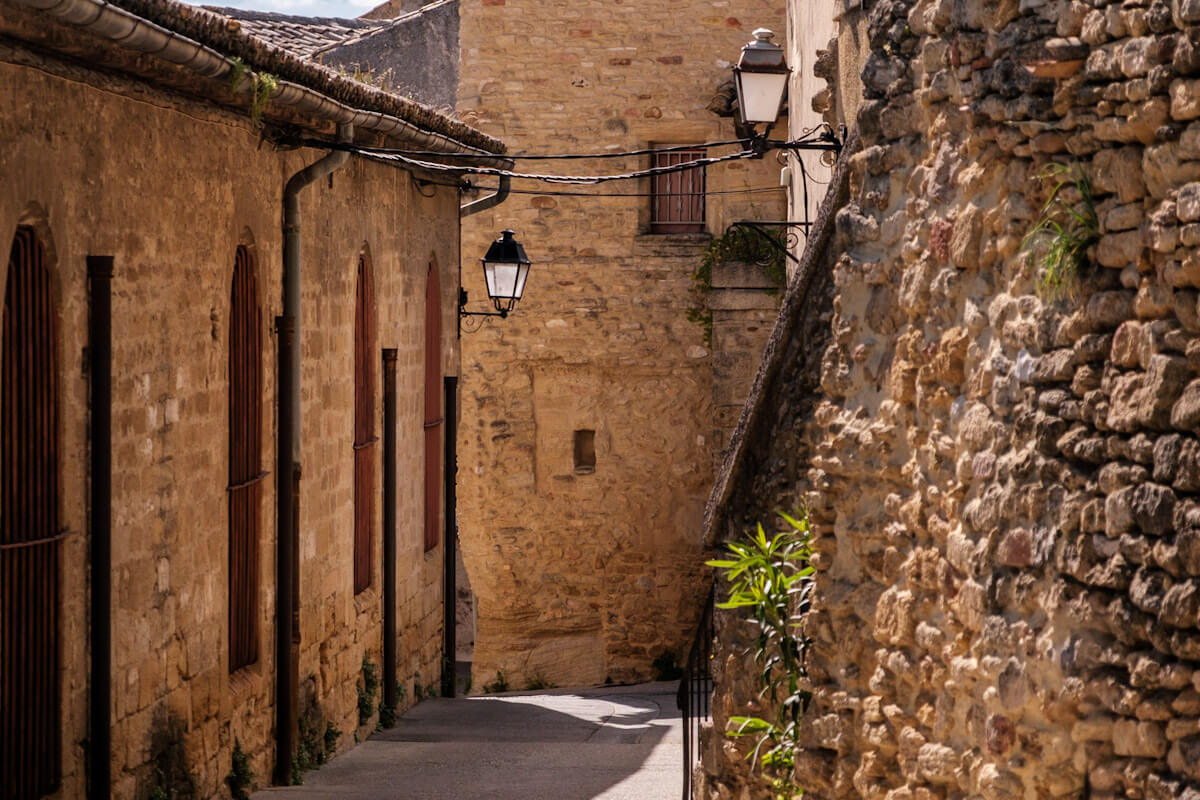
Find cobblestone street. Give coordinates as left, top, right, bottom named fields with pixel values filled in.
left=253, top=682, right=681, bottom=800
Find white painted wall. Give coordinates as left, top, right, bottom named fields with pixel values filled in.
left=786, top=0, right=838, bottom=274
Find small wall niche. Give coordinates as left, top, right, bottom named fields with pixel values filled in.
left=573, top=429, right=596, bottom=474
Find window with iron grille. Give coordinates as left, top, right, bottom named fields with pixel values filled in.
left=651, top=147, right=706, bottom=233
left=1, top=225, right=61, bottom=798
left=423, top=262, right=443, bottom=553
left=354, top=253, right=377, bottom=593
left=229, top=245, right=263, bottom=672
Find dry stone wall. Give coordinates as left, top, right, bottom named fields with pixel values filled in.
left=706, top=0, right=1200, bottom=798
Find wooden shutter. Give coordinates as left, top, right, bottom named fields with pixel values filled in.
left=354, top=254, right=377, bottom=593
left=229, top=245, right=263, bottom=672
left=423, top=263, right=442, bottom=553
left=651, top=148, right=706, bottom=233
left=1, top=225, right=61, bottom=798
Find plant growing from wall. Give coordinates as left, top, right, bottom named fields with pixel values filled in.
left=483, top=670, right=509, bottom=694
left=145, top=714, right=196, bottom=800
left=524, top=672, right=557, bottom=691
left=378, top=701, right=397, bottom=729
left=323, top=722, right=342, bottom=758
left=1021, top=162, right=1100, bottom=300
left=228, top=57, right=279, bottom=128
left=358, top=656, right=380, bottom=726
left=225, top=739, right=254, bottom=800
left=688, top=227, right=788, bottom=347
left=706, top=511, right=814, bottom=800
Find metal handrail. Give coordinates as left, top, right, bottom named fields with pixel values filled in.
left=677, top=585, right=716, bottom=800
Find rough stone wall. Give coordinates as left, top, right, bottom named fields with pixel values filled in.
left=706, top=1, right=1200, bottom=799
left=456, top=0, right=789, bottom=688
left=328, top=0, right=459, bottom=112
left=0, top=40, right=457, bottom=799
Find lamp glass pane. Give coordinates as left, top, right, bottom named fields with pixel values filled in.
left=737, top=71, right=788, bottom=124
left=486, top=262, right=519, bottom=300
left=514, top=263, right=530, bottom=300
left=483, top=261, right=499, bottom=298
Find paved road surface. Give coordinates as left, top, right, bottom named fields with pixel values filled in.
left=253, top=681, right=682, bottom=800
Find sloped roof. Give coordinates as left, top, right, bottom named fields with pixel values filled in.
left=201, top=0, right=460, bottom=111
left=203, top=7, right=385, bottom=58
left=76, top=0, right=502, bottom=152
left=206, top=0, right=456, bottom=60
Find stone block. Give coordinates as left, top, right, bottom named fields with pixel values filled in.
left=1113, top=719, right=1169, bottom=757
left=1171, top=378, right=1200, bottom=429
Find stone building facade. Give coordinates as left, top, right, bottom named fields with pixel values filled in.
left=703, top=0, right=1200, bottom=799
left=0, top=0, right=502, bottom=797
left=454, top=0, right=794, bottom=689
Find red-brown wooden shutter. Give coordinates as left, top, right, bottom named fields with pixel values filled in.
left=423, top=263, right=442, bottom=553
left=229, top=245, right=263, bottom=672
left=354, top=254, right=377, bottom=593
left=1, top=225, right=61, bottom=798
left=651, top=148, right=706, bottom=233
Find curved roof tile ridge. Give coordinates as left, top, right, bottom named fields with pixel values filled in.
left=112, top=0, right=503, bottom=153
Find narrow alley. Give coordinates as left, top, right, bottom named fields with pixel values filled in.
left=253, top=683, right=682, bottom=800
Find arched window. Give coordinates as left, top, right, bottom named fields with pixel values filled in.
left=354, top=252, right=376, bottom=593
left=229, top=244, right=263, bottom=672
left=423, top=261, right=442, bottom=553
left=1, top=225, right=61, bottom=796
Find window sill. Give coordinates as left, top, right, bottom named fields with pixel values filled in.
left=634, top=232, right=712, bottom=242
left=230, top=661, right=264, bottom=699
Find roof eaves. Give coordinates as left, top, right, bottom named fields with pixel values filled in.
left=93, top=0, right=502, bottom=153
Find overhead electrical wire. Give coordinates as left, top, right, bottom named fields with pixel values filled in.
left=277, top=126, right=840, bottom=188
left=289, top=124, right=836, bottom=161
left=417, top=177, right=787, bottom=198
left=315, top=138, right=755, bottom=160
left=356, top=147, right=758, bottom=184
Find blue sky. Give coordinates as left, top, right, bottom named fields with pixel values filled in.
left=197, top=0, right=379, bottom=18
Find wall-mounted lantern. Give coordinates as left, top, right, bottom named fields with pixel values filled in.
left=459, top=229, right=531, bottom=325
left=734, top=28, right=790, bottom=128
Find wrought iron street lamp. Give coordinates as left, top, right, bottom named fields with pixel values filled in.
left=459, top=229, right=531, bottom=324
left=734, top=28, right=789, bottom=128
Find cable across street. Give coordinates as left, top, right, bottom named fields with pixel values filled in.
left=280, top=125, right=841, bottom=186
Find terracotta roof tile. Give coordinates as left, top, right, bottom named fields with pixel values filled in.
left=203, top=8, right=384, bottom=58
left=100, top=0, right=503, bottom=152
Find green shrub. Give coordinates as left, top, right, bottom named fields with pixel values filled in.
left=688, top=227, right=788, bottom=346
left=707, top=511, right=814, bottom=800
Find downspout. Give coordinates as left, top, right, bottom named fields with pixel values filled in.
left=86, top=255, right=112, bottom=800
left=459, top=175, right=510, bottom=219
left=381, top=350, right=398, bottom=714
left=275, top=124, right=353, bottom=786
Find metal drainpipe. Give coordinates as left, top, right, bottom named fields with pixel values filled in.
left=275, top=124, right=353, bottom=785
left=459, top=174, right=510, bottom=219
left=86, top=255, right=112, bottom=800
left=381, top=349, right=398, bottom=714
